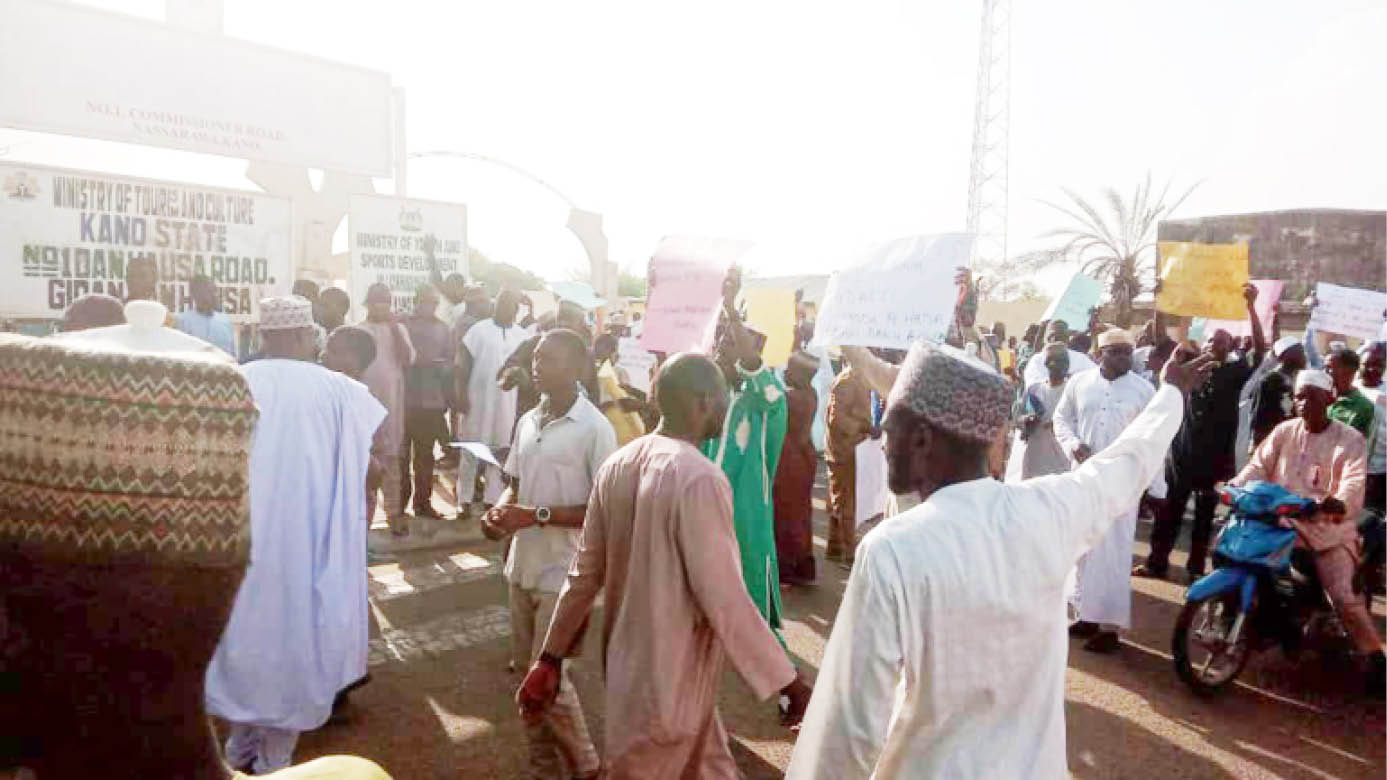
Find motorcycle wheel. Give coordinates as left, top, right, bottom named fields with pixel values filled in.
left=1173, top=593, right=1252, bottom=696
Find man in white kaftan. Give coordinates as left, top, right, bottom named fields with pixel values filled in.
left=786, top=342, right=1211, bottom=779
left=1052, top=328, right=1163, bottom=652
left=457, top=289, right=532, bottom=509
left=205, top=297, right=386, bottom=774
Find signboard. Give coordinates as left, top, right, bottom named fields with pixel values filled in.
left=1307, top=282, right=1387, bottom=342
left=1040, top=271, right=1103, bottom=331
left=640, top=236, right=748, bottom=354
left=1202, top=279, right=1282, bottom=339
left=617, top=336, right=657, bottom=396
left=742, top=287, right=796, bottom=367
left=0, top=0, right=393, bottom=176
left=1155, top=241, right=1251, bottom=320
left=348, top=194, right=467, bottom=318
left=0, top=162, right=291, bottom=322
left=811, top=233, right=972, bottom=350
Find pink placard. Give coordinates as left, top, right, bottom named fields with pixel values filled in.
left=639, top=237, right=748, bottom=355
left=1202, top=279, right=1284, bottom=339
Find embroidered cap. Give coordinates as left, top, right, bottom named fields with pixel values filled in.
left=887, top=342, right=1011, bottom=444
left=258, top=295, right=315, bottom=331
left=1097, top=328, right=1134, bottom=348
left=1272, top=336, right=1301, bottom=358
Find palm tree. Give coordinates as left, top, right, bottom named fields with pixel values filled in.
left=1022, top=175, right=1198, bottom=327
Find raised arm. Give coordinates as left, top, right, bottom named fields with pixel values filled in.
left=841, top=346, right=900, bottom=398
left=1244, top=283, right=1267, bottom=364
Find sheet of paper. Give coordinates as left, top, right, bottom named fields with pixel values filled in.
left=616, top=336, right=657, bottom=395
left=811, top=233, right=973, bottom=350
left=1307, top=281, right=1387, bottom=342
left=1200, top=279, right=1282, bottom=339
left=742, top=287, right=797, bottom=367
left=1040, top=271, right=1103, bottom=331
left=1155, top=241, right=1251, bottom=320
left=450, top=441, right=502, bottom=468
left=854, top=438, right=888, bottom=527
left=639, top=236, right=748, bottom=354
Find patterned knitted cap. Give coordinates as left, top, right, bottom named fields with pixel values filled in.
left=0, top=334, right=258, bottom=567
left=887, top=341, right=1011, bottom=444
left=258, top=294, right=315, bottom=331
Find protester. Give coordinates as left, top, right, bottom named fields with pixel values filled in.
left=774, top=350, right=821, bottom=585
left=1022, top=319, right=1096, bottom=387
left=60, top=292, right=125, bottom=331
left=124, top=255, right=159, bottom=302
left=174, top=274, right=237, bottom=356
left=1137, top=283, right=1264, bottom=582
left=359, top=283, right=416, bottom=536
left=785, top=342, right=1212, bottom=778
left=456, top=288, right=531, bottom=513
left=400, top=284, right=454, bottom=521
left=1230, top=368, right=1382, bottom=695
left=946, top=268, right=997, bottom=368
left=824, top=355, right=874, bottom=565
left=481, top=328, right=614, bottom=780
left=593, top=333, right=647, bottom=446
left=323, top=325, right=379, bottom=382
left=0, top=334, right=391, bottom=779
left=1357, top=342, right=1386, bottom=512
left=1053, top=327, right=1162, bottom=653
left=701, top=268, right=790, bottom=647
left=1327, top=347, right=1374, bottom=437
left=291, top=279, right=329, bottom=355
left=205, top=296, right=387, bottom=773
left=319, top=286, right=351, bottom=332
left=516, top=352, right=811, bottom=778
left=1011, top=342, right=1072, bottom=480
left=1252, top=336, right=1307, bottom=445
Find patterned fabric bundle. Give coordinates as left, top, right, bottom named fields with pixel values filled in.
left=0, top=334, right=258, bottom=567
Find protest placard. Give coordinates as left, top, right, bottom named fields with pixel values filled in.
left=1040, top=271, right=1103, bottom=331
left=640, top=236, right=748, bottom=354
left=617, top=336, right=656, bottom=395
left=348, top=194, right=467, bottom=318
left=742, top=287, right=797, bottom=367
left=0, top=162, right=291, bottom=322
left=810, top=233, right=972, bottom=350
left=1155, top=241, right=1250, bottom=320
left=1202, top=279, right=1282, bottom=339
left=855, top=438, right=887, bottom=527
left=1307, top=282, right=1387, bottom=342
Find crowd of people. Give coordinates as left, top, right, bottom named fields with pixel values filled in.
left=1, top=248, right=1383, bottom=779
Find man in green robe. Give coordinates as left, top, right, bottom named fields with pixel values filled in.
left=700, top=268, right=790, bottom=647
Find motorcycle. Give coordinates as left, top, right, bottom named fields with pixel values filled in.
left=1172, top=481, right=1366, bottom=696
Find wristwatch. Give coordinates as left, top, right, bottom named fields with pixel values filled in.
left=535, top=506, right=551, bottom=526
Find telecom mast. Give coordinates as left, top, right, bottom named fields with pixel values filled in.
left=965, top=0, right=1012, bottom=273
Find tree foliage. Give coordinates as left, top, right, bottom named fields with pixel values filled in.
left=469, top=248, right=547, bottom=295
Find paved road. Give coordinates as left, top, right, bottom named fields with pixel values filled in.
left=286, top=470, right=1385, bottom=778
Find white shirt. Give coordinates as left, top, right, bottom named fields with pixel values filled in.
left=1023, top=348, right=1095, bottom=387
left=1053, top=368, right=1164, bottom=498
left=786, top=385, right=1185, bottom=779
left=1358, top=383, right=1386, bottom=475
left=503, top=394, right=617, bottom=592
left=460, top=318, right=533, bottom=446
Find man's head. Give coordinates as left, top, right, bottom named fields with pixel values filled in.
left=882, top=343, right=1011, bottom=497
left=1294, top=369, right=1335, bottom=427
left=593, top=333, right=619, bottom=365
left=653, top=352, right=729, bottom=442
left=442, top=272, right=468, bottom=303
left=533, top=328, right=589, bottom=398
left=1203, top=327, right=1235, bottom=362
left=414, top=283, right=440, bottom=318
left=1360, top=342, right=1385, bottom=388
left=494, top=288, right=521, bottom=326
left=124, top=256, right=158, bottom=301
left=1043, top=341, right=1070, bottom=382
left=1044, top=319, right=1069, bottom=344
left=291, top=278, right=321, bottom=305
left=319, top=287, right=351, bottom=327
left=1096, top=328, right=1134, bottom=378
left=189, top=274, right=218, bottom=314
left=556, top=301, right=587, bottom=333
left=1273, top=336, right=1306, bottom=372
left=1326, top=347, right=1360, bottom=396
left=365, top=283, right=394, bottom=323
left=61, top=293, right=125, bottom=331
left=322, top=325, right=377, bottom=379
left=257, top=295, right=318, bottom=361
left=1067, top=332, right=1092, bottom=354
left=464, top=285, right=493, bottom=319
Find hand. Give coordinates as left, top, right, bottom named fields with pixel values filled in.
left=722, top=267, right=742, bottom=313
left=1072, top=444, right=1093, bottom=464
left=499, top=366, right=526, bottom=391
left=1242, top=281, right=1258, bottom=306
left=484, top=504, right=535, bottom=536
left=516, top=659, right=561, bottom=725
left=780, top=672, right=813, bottom=729
left=616, top=396, right=644, bottom=414
left=1159, top=349, right=1218, bottom=396
left=1021, top=413, right=1040, bottom=430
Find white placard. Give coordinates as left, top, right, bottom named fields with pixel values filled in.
left=348, top=195, right=467, bottom=318
left=1307, top=282, right=1387, bottom=342
left=617, top=336, right=657, bottom=396
left=0, top=0, right=393, bottom=176
left=0, top=162, right=291, bottom=322
left=811, top=233, right=973, bottom=350
left=854, top=438, right=888, bottom=527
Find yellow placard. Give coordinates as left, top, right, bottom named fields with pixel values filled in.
left=742, top=287, right=797, bottom=368
left=1155, top=241, right=1250, bottom=320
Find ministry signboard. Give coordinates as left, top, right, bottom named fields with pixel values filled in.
left=0, top=0, right=394, bottom=176
left=348, top=195, right=468, bottom=318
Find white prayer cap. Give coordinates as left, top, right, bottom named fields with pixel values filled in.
left=1097, top=328, right=1133, bottom=348
left=1272, top=336, right=1301, bottom=357
left=1294, top=369, right=1334, bottom=395
left=258, top=295, right=314, bottom=331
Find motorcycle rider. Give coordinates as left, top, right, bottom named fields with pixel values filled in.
left=1229, top=368, right=1383, bottom=696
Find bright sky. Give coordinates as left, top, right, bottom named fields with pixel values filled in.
left=3, top=0, right=1383, bottom=294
